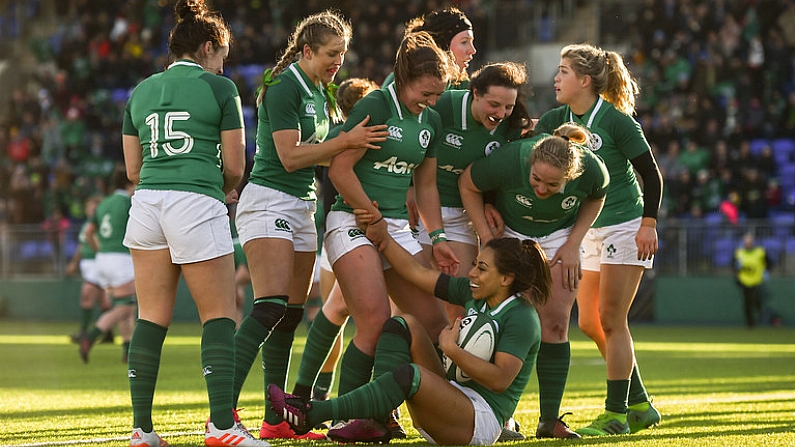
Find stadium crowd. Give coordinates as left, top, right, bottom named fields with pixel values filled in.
left=1, top=0, right=794, bottom=229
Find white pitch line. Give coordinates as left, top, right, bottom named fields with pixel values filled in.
left=0, top=430, right=202, bottom=447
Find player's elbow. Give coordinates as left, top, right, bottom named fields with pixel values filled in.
left=281, top=159, right=300, bottom=173
left=489, top=378, right=512, bottom=394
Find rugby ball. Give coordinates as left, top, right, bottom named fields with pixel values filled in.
left=442, top=313, right=497, bottom=383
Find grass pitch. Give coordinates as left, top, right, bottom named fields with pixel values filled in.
left=1, top=321, right=793, bottom=447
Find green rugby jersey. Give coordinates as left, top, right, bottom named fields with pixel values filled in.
left=433, top=89, right=520, bottom=207
left=122, top=60, right=244, bottom=203
left=248, top=63, right=330, bottom=200
left=91, top=191, right=131, bottom=254
left=78, top=221, right=96, bottom=260
left=536, top=97, right=648, bottom=227
left=330, top=84, right=442, bottom=218
left=469, top=134, right=609, bottom=238
left=443, top=275, right=540, bottom=427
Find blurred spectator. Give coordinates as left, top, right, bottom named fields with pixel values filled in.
left=6, top=126, right=31, bottom=163
left=691, top=169, right=724, bottom=214
left=756, top=145, right=777, bottom=181
left=678, top=139, right=711, bottom=175
left=737, top=167, right=769, bottom=219
left=656, top=139, right=686, bottom=181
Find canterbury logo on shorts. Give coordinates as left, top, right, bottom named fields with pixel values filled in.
left=347, top=228, right=366, bottom=240
left=275, top=218, right=292, bottom=232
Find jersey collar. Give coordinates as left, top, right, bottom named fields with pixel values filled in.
left=463, top=91, right=499, bottom=135
left=387, top=83, right=425, bottom=123
left=288, top=63, right=321, bottom=97
left=477, top=294, right=519, bottom=315
left=167, top=59, right=203, bottom=70
left=568, top=96, right=604, bottom=128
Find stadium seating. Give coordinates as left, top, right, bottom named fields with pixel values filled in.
left=236, top=64, right=266, bottom=91
left=749, top=138, right=770, bottom=156
left=770, top=212, right=795, bottom=238
left=772, top=139, right=795, bottom=164
left=713, top=236, right=737, bottom=268
left=761, top=236, right=783, bottom=263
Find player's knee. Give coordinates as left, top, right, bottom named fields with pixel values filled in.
left=250, top=295, right=288, bottom=330
left=274, top=306, right=304, bottom=332
left=382, top=316, right=412, bottom=346
left=391, top=363, right=420, bottom=398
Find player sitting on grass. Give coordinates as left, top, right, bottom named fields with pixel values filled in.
left=268, top=212, right=551, bottom=445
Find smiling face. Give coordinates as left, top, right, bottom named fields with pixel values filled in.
left=303, top=36, right=348, bottom=84
left=449, top=29, right=476, bottom=70
left=467, top=246, right=511, bottom=301
left=529, top=161, right=567, bottom=199
left=553, top=57, right=585, bottom=105
left=399, top=74, right=448, bottom=114
left=471, top=85, right=517, bottom=131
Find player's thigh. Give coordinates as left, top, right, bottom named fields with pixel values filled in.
left=80, top=281, right=104, bottom=306
left=598, top=264, right=645, bottom=322
left=401, top=314, right=445, bottom=377
left=130, top=248, right=180, bottom=326
left=407, top=369, right=476, bottom=445
left=288, top=251, right=316, bottom=305
left=109, top=279, right=136, bottom=298
left=181, top=254, right=237, bottom=323
left=448, top=240, right=478, bottom=278
left=244, top=237, right=295, bottom=298
left=577, top=270, right=602, bottom=328
left=319, top=268, right=336, bottom=302
left=321, top=281, right=350, bottom=325
left=385, top=254, right=449, bottom=343
left=333, top=246, right=391, bottom=349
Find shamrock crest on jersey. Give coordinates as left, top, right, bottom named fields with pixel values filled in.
left=484, top=141, right=501, bottom=156
left=561, top=196, right=579, bottom=210
left=589, top=132, right=603, bottom=151
left=419, top=129, right=431, bottom=148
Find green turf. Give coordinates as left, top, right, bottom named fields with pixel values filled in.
left=1, top=321, right=793, bottom=447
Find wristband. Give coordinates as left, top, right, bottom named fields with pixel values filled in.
left=429, top=229, right=447, bottom=245
left=371, top=216, right=384, bottom=225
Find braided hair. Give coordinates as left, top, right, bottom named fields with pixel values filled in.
left=256, top=10, right=352, bottom=122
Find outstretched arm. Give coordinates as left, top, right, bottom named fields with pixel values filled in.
left=274, top=116, right=388, bottom=172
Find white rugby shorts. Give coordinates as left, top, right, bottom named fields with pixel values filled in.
left=323, top=210, right=422, bottom=270
left=415, top=206, right=478, bottom=246
left=235, top=183, right=317, bottom=252
left=416, top=380, right=501, bottom=445
left=124, top=189, right=233, bottom=264
left=581, top=217, right=654, bottom=271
